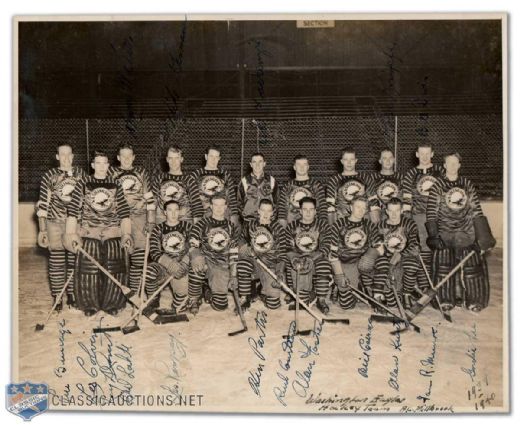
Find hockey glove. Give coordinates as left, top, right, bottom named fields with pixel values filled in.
left=473, top=216, right=496, bottom=252
left=121, top=234, right=134, bottom=254
left=63, top=233, right=82, bottom=253
left=425, top=221, right=446, bottom=250
left=37, top=231, right=49, bottom=249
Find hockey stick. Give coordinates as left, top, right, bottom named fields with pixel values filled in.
left=229, top=286, right=248, bottom=336
left=35, top=271, right=75, bottom=331
left=291, top=263, right=313, bottom=337
left=256, top=258, right=349, bottom=326
left=420, top=253, right=452, bottom=322
left=405, top=251, right=475, bottom=321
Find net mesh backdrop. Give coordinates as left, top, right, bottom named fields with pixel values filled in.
left=19, top=114, right=502, bottom=202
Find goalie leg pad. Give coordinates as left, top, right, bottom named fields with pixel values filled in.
left=237, top=258, right=255, bottom=297
left=435, top=248, right=458, bottom=306
left=100, top=238, right=128, bottom=312
left=462, top=250, right=490, bottom=310
left=74, top=238, right=102, bottom=312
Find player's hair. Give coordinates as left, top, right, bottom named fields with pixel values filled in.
left=211, top=193, right=228, bottom=204
left=444, top=152, right=462, bottom=163
left=387, top=197, right=402, bottom=206
left=118, top=142, right=134, bottom=154
left=206, top=144, right=221, bottom=155
left=293, top=154, right=308, bottom=164
left=351, top=195, right=368, bottom=205
left=56, top=143, right=73, bottom=153
left=341, top=147, right=357, bottom=157
left=299, top=196, right=316, bottom=209
left=91, top=151, right=109, bottom=162
left=258, top=198, right=274, bottom=209
left=380, top=147, right=394, bottom=157
left=251, top=152, right=265, bottom=160
left=163, top=199, right=181, bottom=210
left=417, top=142, right=433, bottom=150
left=167, top=145, right=183, bottom=156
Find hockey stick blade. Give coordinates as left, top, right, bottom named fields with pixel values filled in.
left=152, top=313, right=189, bottom=325
left=92, top=326, right=122, bottom=334
left=370, top=314, right=420, bottom=334
left=323, top=318, right=350, bottom=325
left=122, top=325, right=140, bottom=335
left=34, top=324, right=45, bottom=332
left=228, top=326, right=248, bottom=337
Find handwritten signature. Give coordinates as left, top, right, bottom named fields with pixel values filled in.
left=54, top=318, right=71, bottom=378
left=358, top=317, right=374, bottom=378
left=248, top=310, right=268, bottom=396
left=416, top=326, right=439, bottom=403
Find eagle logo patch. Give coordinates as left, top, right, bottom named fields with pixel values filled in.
left=384, top=230, right=407, bottom=253
left=119, top=174, right=142, bottom=195
left=55, top=177, right=77, bottom=203
left=289, top=187, right=313, bottom=208
left=295, top=231, right=318, bottom=253
left=162, top=231, right=186, bottom=255
left=417, top=175, right=438, bottom=196
left=200, top=175, right=225, bottom=196
left=251, top=227, right=274, bottom=254
left=445, top=187, right=468, bottom=210
left=343, top=228, right=368, bottom=250
left=88, top=187, right=114, bottom=212
left=340, top=180, right=365, bottom=201
left=377, top=181, right=399, bottom=202
left=208, top=227, right=231, bottom=251
left=161, top=180, right=185, bottom=202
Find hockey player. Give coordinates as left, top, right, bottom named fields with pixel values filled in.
left=329, top=196, right=385, bottom=310
left=367, top=148, right=404, bottom=224
left=152, top=145, right=204, bottom=224
left=426, top=153, right=495, bottom=312
left=63, top=151, right=133, bottom=316
left=326, top=148, right=372, bottom=225
left=188, top=193, right=240, bottom=313
left=283, top=196, right=331, bottom=314
left=278, top=155, right=327, bottom=227
left=236, top=199, right=286, bottom=310
left=108, top=142, right=156, bottom=294
left=237, top=152, right=278, bottom=220
left=402, top=143, right=444, bottom=292
left=36, top=143, right=85, bottom=310
left=145, top=200, right=191, bottom=314
left=378, top=197, right=420, bottom=309
left=190, top=145, right=240, bottom=227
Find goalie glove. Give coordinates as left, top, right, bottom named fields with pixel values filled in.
left=473, top=216, right=496, bottom=252
left=425, top=221, right=446, bottom=250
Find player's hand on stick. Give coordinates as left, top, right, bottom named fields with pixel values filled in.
left=37, top=231, right=49, bottom=249
left=63, top=233, right=81, bottom=253
left=121, top=234, right=134, bottom=254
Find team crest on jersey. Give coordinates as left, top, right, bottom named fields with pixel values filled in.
left=417, top=175, right=438, bottom=196
left=162, top=231, right=186, bottom=255
left=340, top=180, right=365, bottom=201
left=88, top=187, right=114, bottom=212
left=295, top=231, right=318, bottom=253
left=119, top=174, right=142, bottom=194
left=251, top=227, right=274, bottom=253
left=445, top=187, right=468, bottom=210
left=208, top=227, right=230, bottom=251
left=161, top=181, right=185, bottom=202
left=384, top=230, right=407, bottom=253
left=377, top=181, right=399, bottom=202
left=55, top=177, right=77, bottom=203
left=343, top=228, right=367, bottom=250
left=289, top=187, right=312, bottom=208
left=259, top=181, right=273, bottom=196
left=200, top=175, right=225, bottom=196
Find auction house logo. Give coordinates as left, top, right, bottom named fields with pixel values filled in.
left=6, top=381, right=48, bottom=420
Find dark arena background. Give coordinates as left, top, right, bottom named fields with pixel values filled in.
left=15, top=17, right=506, bottom=414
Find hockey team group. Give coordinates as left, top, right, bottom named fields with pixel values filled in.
left=34, top=140, right=496, bottom=329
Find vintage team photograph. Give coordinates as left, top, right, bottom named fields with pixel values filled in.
left=11, top=14, right=507, bottom=417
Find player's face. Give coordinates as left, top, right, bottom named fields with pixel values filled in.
left=416, top=147, right=433, bottom=166
left=117, top=148, right=135, bottom=170
left=205, top=149, right=221, bottom=169
left=166, top=150, right=183, bottom=171
left=56, top=145, right=73, bottom=169
left=293, top=159, right=309, bottom=177
left=165, top=203, right=181, bottom=223
left=250, top=156, right=266, bottom=176
left=387, top=203, right=402, bottom=223
left=211, top=198, right=227, bottom=219
left=91, top=156, right=109, bottom=176
left=351, top=200, right=367, bottom=219
left=379, top=151, right=395, bottom=171
left=444, top=155, right=461, bottom=175
left=300, top=202, right=316, bottom=224
left=258, top=203, right=273, bottom=223
left=341, top=153, right=357, bottom=172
